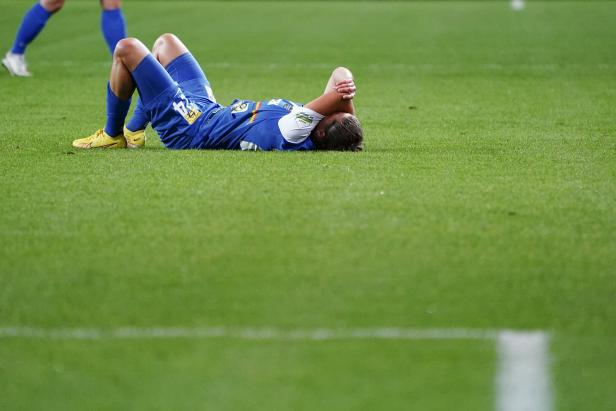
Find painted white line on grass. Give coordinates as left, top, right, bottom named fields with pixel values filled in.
left=0, top=326, right=552, bottom=410
left=496, top=331, right=553, bottom=411
left=0, top=326, right=499, bottom=341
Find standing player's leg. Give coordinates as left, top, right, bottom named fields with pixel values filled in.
left=100, top=0, right=126, bottom=55
left=125, top=33, right=216, bottom=140
left=73, top=37, right=175, bottom=149
left=2, top=0, right=64, bottom=77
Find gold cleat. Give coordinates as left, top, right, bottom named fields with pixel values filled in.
left=72, top=129, right=127, bottom=149
left=123, top=126, right=146, bottom=149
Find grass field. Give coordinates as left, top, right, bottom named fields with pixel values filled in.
left=1, top=0, right=615, bottom=409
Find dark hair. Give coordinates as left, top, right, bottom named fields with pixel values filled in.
left=316, top=115, right=363, bottom=151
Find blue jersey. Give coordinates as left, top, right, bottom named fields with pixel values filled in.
left=181, top=98, right=322, bottom=151
left=194, top=98, right=324, bottom=151
left=147, top=84, right=220, bottom=150
left=138, top=52, right=324, bottom=151
left=149, top=82, right=324, bottom=151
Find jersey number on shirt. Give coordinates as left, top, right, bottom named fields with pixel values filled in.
left=172, top=91, right=202, bottom=125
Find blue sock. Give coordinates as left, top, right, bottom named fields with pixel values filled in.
left=125, top=97, right=149, bottom=132
left=11, top=3, right=52, bottom=54
left=101, top=9, right=126, bottom=55
left=105, top=83, right=132, bottom=137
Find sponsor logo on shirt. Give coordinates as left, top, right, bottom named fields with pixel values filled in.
left=295, top=113, right=314, bottom=127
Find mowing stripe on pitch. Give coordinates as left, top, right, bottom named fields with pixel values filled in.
left=0, top=326, right=552, bottom=411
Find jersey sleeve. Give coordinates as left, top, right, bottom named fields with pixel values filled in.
left=277, top=106, right=325, bottom=144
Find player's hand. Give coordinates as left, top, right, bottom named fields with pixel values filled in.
left=335, top=79, right=356, bottom=100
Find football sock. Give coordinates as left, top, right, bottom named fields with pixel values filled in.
left=11, top=2, right=53, bottom=55
left=125, top=97, right=149, bottom=132
left=105, top=83, right=132, bottom=137
left=101, top=8, right=126, bottom=55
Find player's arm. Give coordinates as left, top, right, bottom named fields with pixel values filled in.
left=305, top=67, right=356, bottom=116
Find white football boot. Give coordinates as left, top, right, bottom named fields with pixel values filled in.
left=2, top=52, right=32, bottom=77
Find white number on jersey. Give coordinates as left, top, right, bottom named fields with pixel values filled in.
left=172, top=90, right=202, bottom=125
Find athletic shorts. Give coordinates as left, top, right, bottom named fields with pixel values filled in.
left=131, top=52, right=220, bottom=148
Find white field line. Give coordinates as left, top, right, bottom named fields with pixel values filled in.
left=0, top=326, right=552, bottom=411
left=497, top=331, right=553, bottom=411
left=0, top=326, right=499, bottom=341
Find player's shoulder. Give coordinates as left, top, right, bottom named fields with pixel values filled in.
left=264, top=98, right=300, bottom=112
left=277, top=104, right=324, bottom=144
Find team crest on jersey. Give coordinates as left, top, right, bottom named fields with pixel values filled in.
left=295, top=112, right=313, bottom=127
left=231, top=101, right=249, bottom=114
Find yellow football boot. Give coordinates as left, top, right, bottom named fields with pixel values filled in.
left=73, top=129, right=127, bottom=149
left=123, top=126, right=146, bottom=149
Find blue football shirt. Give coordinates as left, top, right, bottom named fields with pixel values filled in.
left=194, top=98, right=324, bottom=151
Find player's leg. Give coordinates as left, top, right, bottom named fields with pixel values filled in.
left=100, top=0, right=126, bottom=55
left=74, top=37, right=143, bottom=148
left=125, top=33, right=216, bottom=136
left=73, top=38, right=175, bottom=149
left=126, top=33, right=190, bottom=134
left=123, top=32, right=187, bottom=134
left=153, top=33, right=216, bottom=99
left=2, top=0, right=64, bottom=77
left=151, top=33, right=190, bottom=69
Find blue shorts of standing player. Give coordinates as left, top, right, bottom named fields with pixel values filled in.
left=72, top=34, right=363, bottom=152
left=3, top=0, right=126, bottom=77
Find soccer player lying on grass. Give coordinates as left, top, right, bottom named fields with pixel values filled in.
left=72, top=33, right=363, bottom=151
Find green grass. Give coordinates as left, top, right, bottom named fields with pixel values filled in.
left=1, top=1, right=615, bottom=410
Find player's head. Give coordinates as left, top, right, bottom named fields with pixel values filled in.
left=311, top=112, right=363, bottom=151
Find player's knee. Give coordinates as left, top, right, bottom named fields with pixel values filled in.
left=114, top=38, right=142, bottom=58
left=153, top=33, right=179, bottom=51
left=41, top=0, right=65, bottom=13
left=101, top=0, right=122, bottom=10
left=152, top=33, right=180, bottom=62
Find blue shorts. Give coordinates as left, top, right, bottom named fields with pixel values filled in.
left=131, top=53, right=219, bottom=148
